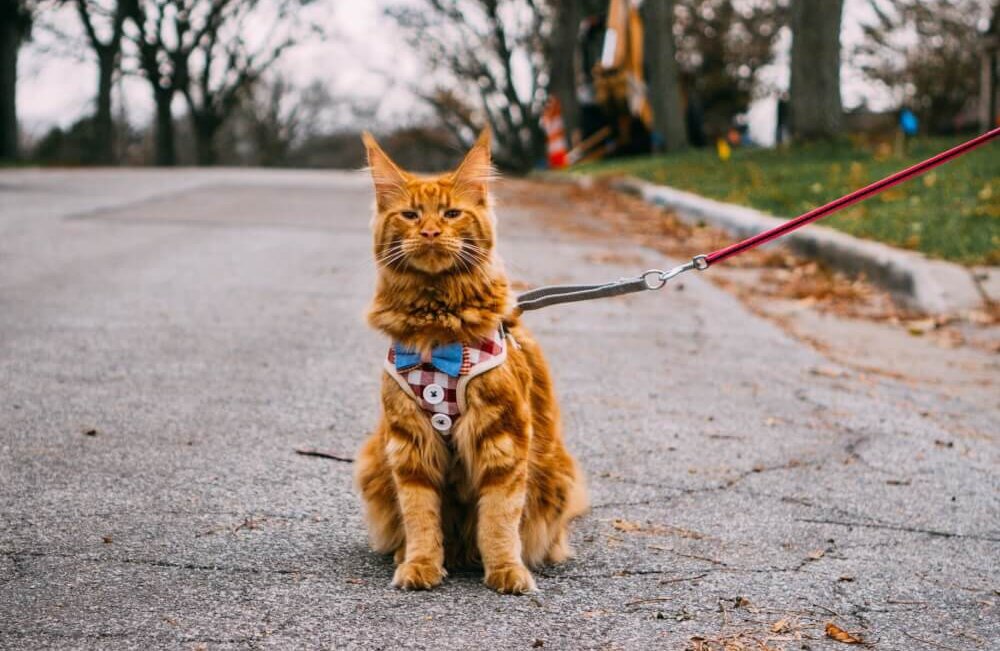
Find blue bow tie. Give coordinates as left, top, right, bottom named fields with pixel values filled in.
left=394, top=342, right=464, bottom=377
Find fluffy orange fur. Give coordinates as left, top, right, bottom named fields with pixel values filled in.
left=355, top=130, right=588, bottom=594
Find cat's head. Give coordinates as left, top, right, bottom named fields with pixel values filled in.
left=362, top=130, right=496, bottom=277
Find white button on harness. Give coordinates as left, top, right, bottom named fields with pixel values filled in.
left=430, top=413, right=453, bottom=432
left=423, top=383, right=444, bottom=405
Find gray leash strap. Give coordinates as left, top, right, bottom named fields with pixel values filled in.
left=516, top=256, right=707, bottom=312
left=516, top=277, right=649, bottom=311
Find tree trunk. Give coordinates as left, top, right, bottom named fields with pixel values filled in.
left=789, top=0, right=844, bottom=141
left=0, top=6, right=19, bottom=161
left=981, top=3, right=999, bottom=132
left=643, top=0, right=688, bottom=152
left=153, top=90, right=177, bottom=166
left=194, top=132, right=216, bottom=166
left=192, top=114, right=219, bottom=166
left=548, top=0, right=581, bottom=146
left=94, top=53, right=116, bottom=165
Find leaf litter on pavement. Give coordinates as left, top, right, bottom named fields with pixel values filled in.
left=499, top=179, right=999, bottom=354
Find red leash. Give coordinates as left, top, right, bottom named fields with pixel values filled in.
left=516, top=128, right=999, bottom=312
left=703, top=126, right=1000, bottom=267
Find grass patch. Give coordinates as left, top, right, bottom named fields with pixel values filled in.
left=575, top=136, right=1000, bottom=265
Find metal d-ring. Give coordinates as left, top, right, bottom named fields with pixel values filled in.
left=642, top=257, right=704, bottom=291
left=641, top=269, right=668, bottom=291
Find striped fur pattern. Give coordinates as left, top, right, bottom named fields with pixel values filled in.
left=355, top=130, right=588, bottom=594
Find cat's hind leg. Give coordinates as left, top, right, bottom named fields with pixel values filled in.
left=524, top=458, right=589, bottom=567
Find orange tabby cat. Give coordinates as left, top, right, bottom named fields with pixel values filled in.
left=355, top=130, right=588, bottom=594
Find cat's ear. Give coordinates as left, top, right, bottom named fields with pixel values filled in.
left=451, top=129, right=495, bottom=204
left=362, top=131, right=409, bottom=209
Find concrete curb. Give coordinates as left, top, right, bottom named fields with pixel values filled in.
left=612, top=177, right=986, bottom=314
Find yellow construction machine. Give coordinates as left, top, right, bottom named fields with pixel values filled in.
left=569, top=0, right=654, bottom=164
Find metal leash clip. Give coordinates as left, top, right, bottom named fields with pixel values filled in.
left=639, top=255, right=708, bottom=291
left=517, top=255, right=707, bottom=311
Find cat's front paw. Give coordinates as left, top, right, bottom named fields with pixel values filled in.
left=392, top=560, right=446, bottom=590
left=484, top=563, right=537, bottom=595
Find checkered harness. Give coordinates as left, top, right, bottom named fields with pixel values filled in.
left=384, top=328, right=509, bottom=435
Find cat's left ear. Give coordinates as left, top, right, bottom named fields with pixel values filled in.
left=451, top=129, right=495, bottom=204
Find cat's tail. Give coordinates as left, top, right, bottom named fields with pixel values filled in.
left=567, top=459, right=590, bottom=520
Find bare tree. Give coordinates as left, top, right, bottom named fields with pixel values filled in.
left=180, top=0, right=302, bottom=165
left=0, top=0, right=34, bottom=161
left=643, top=0, right=688, bottom=152
left=125, top=0, right=191, bottom=166
left=856, top=0, right=994, bottom=133
left=72, top=0, right=128, bottom=164
left=228, top=76, right=300, bottom=166
left=674, top=0, right=787, bottom=140
left=546, top=0, right=581, bottom=146
left=126, top=0, right=309, bottom=166
left=983, top=2, right=999, bottom=131
left=789, top=0, right=844, bottom=141
left=387, top=0, right=551, bottom=171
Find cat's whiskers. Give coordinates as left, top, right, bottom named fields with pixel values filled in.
left=459, top=244, right=494, bottom=271
left=375, top=241, right=415, bottom=270
left=455, top=249, right=495, bottom=286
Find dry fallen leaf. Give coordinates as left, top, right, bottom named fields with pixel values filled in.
left=771, top=619, right=790, bottom=633
left=612, top=519, right=643, bottom=533
left=810, top=365, right=848, bottom=379
left=967, top=309, right=996, bottom=326
left=806, top=549, right=826, bottom=561
left=825, top=622, right=864, bottom=644
left=905, top=318, right=937, bottom=335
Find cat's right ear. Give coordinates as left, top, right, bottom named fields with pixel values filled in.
left=362, top=132, right=409, bottom=209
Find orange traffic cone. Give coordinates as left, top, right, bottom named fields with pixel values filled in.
left=542, top=98, right=569, bottom=169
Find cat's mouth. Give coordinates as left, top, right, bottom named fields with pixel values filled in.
left=408, top=242, right=456, bottom=273
left=381, top=237, right=489, bottom=276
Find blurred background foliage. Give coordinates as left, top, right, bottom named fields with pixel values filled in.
left=1, top=0, right=997, bottom=262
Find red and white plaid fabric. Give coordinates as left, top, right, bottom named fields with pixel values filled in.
left=385, top=329, right=507, bottom=426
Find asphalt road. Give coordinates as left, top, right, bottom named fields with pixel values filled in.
left=1, top=169, right=997, bottom=650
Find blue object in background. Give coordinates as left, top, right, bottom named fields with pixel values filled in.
left=651, top=132, right=665, bottom=152
left=900, top=109, right=919, bottom=136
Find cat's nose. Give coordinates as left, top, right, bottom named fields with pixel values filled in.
left=420, top=227, right=441, bottom=239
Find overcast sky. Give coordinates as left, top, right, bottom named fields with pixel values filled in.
left=19, top=0, right=892, bottom=147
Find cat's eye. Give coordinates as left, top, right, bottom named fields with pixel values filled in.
left=443, top=209, right=462, bottom=219
left=400, top=211, right=419, bottom=220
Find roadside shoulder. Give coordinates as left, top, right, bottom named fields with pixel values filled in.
left=611, top=176, right=988, bottom=314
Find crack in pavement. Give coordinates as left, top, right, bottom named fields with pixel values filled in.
left=539, top=563, right=828, bottom=582
left=595, top=457, right=820, bottom=503
left=0, top=629, right=146, bottom=643
left=0, top=628, right=256, bottom=648
left=794, top=518, right=1000, bottom=542
left=2, top=549, right=311, bottom=577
